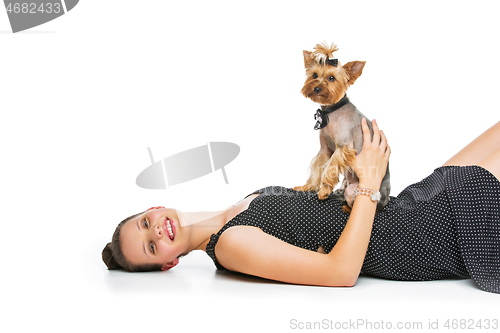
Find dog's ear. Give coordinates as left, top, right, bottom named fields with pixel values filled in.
left=303, top=50, right=314, bottom=68
left=343, top=61, right=366, bottom=85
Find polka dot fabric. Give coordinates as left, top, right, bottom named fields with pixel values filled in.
left=205, top=166, right=499, bottom=293
left=445, top=166, right=500, bottom=293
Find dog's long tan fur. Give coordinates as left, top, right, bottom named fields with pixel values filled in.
left=296, top=145, right=356, bottom=199
left=318, top=145, right=357, bottom=199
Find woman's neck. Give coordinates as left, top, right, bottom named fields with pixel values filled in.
left=178, top=194, right=257, bottom=254
left=180, top=211, right=228, bottom=227
left=180, top=209, right=229, bottom=253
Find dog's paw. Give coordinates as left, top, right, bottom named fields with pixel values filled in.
left=294, top=185, right=315, bottom=192
left=317, top=186, right=332, bottom=200
left=342, top=205, right=352, bottom=214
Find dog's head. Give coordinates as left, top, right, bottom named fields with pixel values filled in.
left=301, top=42, right=366, bottom=106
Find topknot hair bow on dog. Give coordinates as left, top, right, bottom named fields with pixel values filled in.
left=327, top=58, right=338, bottom=67
left=319, top=58, right=338, bottom=67
left=311, top=41, right=339, bottom=65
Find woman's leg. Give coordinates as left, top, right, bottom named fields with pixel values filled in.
left=477, top=146, right=500, bottom=181
left=443, top=121, right=500, bottom=167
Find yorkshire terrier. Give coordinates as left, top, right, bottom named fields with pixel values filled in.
left=294, top=42, right=390, bottom=212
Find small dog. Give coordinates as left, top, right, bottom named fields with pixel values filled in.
left=294, top=42, right=390, bottom=212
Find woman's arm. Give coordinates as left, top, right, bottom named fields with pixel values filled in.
left=216, top=197, right=379, bottom=286
left=331, top=118, right=391, bottom=283
left=216, top=119, right=390, bottom=286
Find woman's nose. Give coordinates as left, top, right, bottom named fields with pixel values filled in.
left=154, top=224, right=163, bottom=238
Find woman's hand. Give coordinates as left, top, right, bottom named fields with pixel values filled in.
left=350, top=118, right=391, bottom=190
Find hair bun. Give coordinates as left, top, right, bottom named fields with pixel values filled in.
left=102, top=242, right=122, bottom=270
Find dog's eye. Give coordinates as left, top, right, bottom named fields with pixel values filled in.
left=312, top=73, right=318, bottom=79
left=328, top=76, right=336, bottom=82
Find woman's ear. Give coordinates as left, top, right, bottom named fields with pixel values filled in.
left=161, top=258, right=179, bottom=271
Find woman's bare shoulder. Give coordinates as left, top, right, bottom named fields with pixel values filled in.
left=225, top=194, right=261, bottom=222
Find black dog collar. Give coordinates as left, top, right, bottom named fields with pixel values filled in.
left=314, top=95, right=350, bottom=130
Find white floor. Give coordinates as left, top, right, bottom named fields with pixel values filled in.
left=82, top=249, right=500, bottom=332
left=2, top=1, right=500, bottom=332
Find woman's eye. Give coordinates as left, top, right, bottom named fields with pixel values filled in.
left=312, top=73, right=318, bottom=79
left=328, top=76, right=335, bottom=82
left=143, top=219, right=149, bottom=229
left=150, top=242, right=155, bottom=254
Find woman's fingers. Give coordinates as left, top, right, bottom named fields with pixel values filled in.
left=379, top=129, right=387, bottom=152
left=380, top=130, right=391, bottom=161
left=361, top=118, right=371, bottom=147
left=353, top=119, right=390, bottom=189
left=371, top=119, right=381, bottom=147
left=362, top=118, right=383, bottom=148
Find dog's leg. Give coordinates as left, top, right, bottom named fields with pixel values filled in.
left=317, top=152, right=339, bottom=199
left=294, top=150, right=332, bottom=192
left=318, top=144, right=357, bottom=200
left=377, top=163, right=391, bottom=212
left=342, top=205, right=352, bottom=213
left=294, top=133, right=333, bottom=192
left=330, top=177, right=353, bottom=213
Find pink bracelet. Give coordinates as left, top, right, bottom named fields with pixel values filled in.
left=352, top=186, right=381, bottom=202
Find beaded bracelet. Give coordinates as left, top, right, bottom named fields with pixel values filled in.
left=352, top=186, right=381, bottom=203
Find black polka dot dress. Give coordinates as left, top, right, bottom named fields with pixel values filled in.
left=205, top=166, right=500, bottom=294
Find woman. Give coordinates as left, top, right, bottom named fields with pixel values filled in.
left=102, top=119, right=500, bottom=294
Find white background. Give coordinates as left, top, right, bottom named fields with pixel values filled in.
left=1, top=1, right=499, bottom=332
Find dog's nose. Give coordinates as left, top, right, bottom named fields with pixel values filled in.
left=314, top=87, right=321, bottom=94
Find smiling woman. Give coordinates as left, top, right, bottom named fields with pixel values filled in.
left=102, top=211, right=164, bottom=272
left=102, top=120, right=500, bottom=294
left=102, top=204, right=233, bottom=272
left=121, top=207, right=191, bottom=271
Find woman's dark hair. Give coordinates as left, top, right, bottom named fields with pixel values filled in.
left=102, top=211, right=163, bottom=272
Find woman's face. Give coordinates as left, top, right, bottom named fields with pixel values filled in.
left=120, top=207, right=188, bottom=270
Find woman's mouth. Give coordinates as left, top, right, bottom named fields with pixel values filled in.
left=164, top=218, right=175, bottom=241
